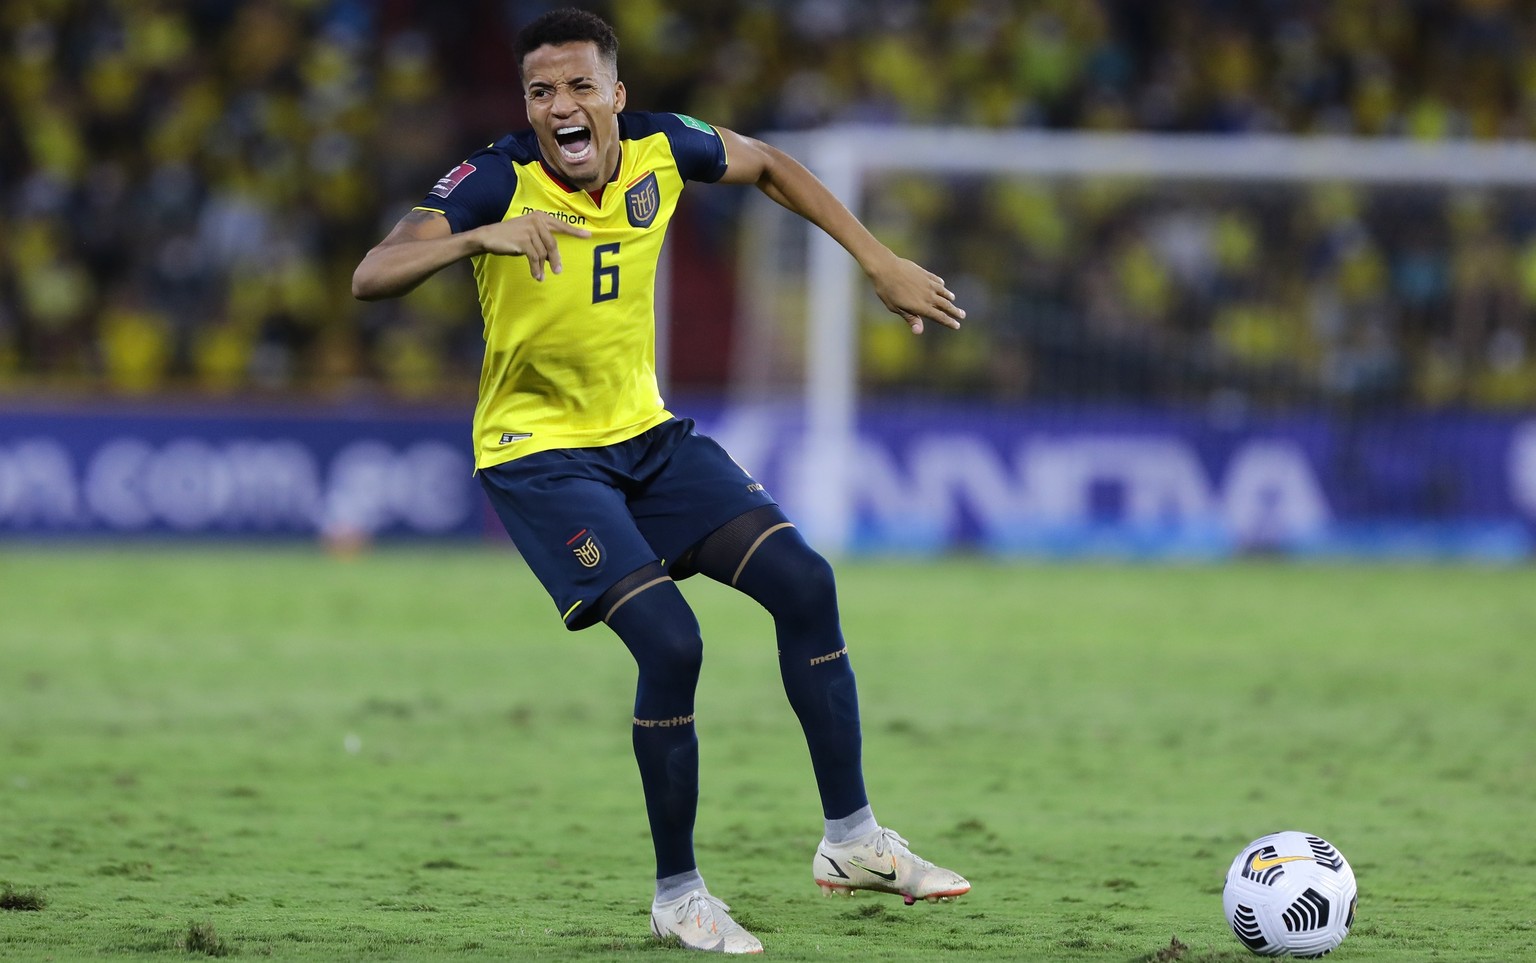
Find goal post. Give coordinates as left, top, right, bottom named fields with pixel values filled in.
left=731, top=128, right=1536, bottom=555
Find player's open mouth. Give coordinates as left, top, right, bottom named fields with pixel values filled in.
left=555, top=126, right=593, bottom=162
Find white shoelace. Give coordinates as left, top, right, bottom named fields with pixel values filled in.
left=872, top=828, right=935, bottom=868
left=665, top=891, right=733, bottom=926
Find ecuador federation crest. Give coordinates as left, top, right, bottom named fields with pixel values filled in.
left=567, top=528, right=603, bottom=569
left=625, top=171, right=660, bottom=228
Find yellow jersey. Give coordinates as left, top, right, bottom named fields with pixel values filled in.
left=415, top=112, right=729, bottom=470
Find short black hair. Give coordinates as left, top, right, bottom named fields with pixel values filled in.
left=514, top=8, right=619, bottom=75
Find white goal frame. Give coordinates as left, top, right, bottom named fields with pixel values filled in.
left=736, top=127, right=1536, bottom=553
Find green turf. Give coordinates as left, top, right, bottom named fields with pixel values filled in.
left=1, top=548, right=1532, bottom=961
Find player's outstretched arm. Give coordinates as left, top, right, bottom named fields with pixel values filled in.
left=715, top=127, right=964, bottom=334
left=352, top=210, right=592, bottom=300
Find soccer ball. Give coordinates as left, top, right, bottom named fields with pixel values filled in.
left=1222, top=831, right=1357, bottom=958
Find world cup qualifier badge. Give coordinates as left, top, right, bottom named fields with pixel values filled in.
left=430, top=162, right=476, bottom=198
left=566, top=528, right=604, bottom=569
left=624, top=171, right=660, bottom=228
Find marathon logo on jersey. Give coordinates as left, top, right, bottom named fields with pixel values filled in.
left=567, top=528, right=603, bottom=568
left=625, top=171, right=660, bottom=228
left=429, top=162, right=477, bottom=198
left=522, top=206, right=587, bottom=226
left=499, top=432, right=532, bottom=444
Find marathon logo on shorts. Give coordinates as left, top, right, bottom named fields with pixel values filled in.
left=430, top=162, right=476, bottom=198
left=567, top=528, right=603, bottom=568
left=625, top=171, right=660, bottom=228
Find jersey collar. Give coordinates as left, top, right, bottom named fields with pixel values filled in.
left=538, top=146, right=623, bottom=205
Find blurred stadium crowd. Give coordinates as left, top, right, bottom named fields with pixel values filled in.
left=3, top=0, right=1536, bottom=407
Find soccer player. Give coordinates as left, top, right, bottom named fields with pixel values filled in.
left=352, top=8, right=969, bottom=954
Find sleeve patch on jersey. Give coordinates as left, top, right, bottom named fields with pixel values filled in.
left=430, top=162, right=477, bottom=198
left=673, top=113, right=717, bottom=136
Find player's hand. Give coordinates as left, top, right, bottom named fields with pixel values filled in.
left=474, top=213, right=592, bottom=281
left=867, top=255, right=965, bottom=334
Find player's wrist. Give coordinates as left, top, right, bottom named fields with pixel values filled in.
left=857, top=246, right=902, bottom=281
left=461, top=226, right=492, bottom=257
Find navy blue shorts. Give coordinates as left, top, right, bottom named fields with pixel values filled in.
left=478, top=418, right=776, bottom=630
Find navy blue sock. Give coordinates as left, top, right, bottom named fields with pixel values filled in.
left=700, top=519, right=869, bottom=820
left=603, top=576, right=704, bottom=880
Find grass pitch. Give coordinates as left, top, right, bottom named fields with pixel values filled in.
left=1, top=547, right=1533, bottom=961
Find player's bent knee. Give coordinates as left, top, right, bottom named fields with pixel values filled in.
left=786, top=547, right=837, bottom=608
left=754, top=541, right=838, bottom=622
left=645, top=626, right=704, bottom=678
left=602, top=564, right=705, bottom=680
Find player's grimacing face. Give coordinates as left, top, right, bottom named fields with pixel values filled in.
left=522, top=42, right=625, bottom=190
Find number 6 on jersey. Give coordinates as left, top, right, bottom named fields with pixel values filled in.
left=593, top=242, right=620, bottom=303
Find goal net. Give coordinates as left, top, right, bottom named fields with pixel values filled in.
left=722, top=128, right=1536, bottom=557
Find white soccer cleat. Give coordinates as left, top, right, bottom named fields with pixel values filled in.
left=814, top=827, right=971, bottom=905
left=649, top=889, right=764, bottom=954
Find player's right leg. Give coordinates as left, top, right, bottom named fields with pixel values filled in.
left=597, top=565, right=764, bottom=952
left=480, top=452, right=761, bottom=951
left=596, top=564, right=706, bottom=887
left=648, top=889, right=763, bottom=954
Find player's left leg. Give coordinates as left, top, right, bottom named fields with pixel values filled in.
left=629, top=420, right=968, bottom=904
left=683, top=507, right=970, bottom=904
left=683, top=506, right=869, bottom=822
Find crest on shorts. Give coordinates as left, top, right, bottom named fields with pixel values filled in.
left=567, top=528, right=603, bottom=568
left=625, top=171, right=660, bottom=228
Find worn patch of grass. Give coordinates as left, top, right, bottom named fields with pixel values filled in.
left=182, top=920, right=232, bottom=957
left=0, top=883, right=48, bottom=911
